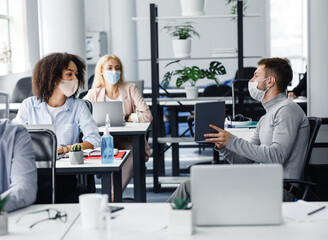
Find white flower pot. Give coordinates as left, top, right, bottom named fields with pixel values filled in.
left=0, top=212, right=8, bottom=236
left=168, top=208, right=196, bottom=235
left=0, top=63, right=12, bottom=76
left=185, top=86, right=199, bottom=99
left=69, top=151, right=84, bottom=165
left=180, top=0, right=205, bottom=16
left=172, top=39, right=191, bottom=58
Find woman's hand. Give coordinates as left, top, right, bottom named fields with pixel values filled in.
left=204, top=124, right=232, bottom=148
left=288, top=92, right=297, bottom=99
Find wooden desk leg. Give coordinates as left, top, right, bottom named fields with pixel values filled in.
left=113, top=170, right=122, bottom=202
left=133, top=134, right=146, bottom=202
left=101, top=173, right=111, bottom=201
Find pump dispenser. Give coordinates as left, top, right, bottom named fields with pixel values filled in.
left=101, top=114, right=114, bottom=164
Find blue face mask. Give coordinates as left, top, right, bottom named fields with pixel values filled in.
left=103, top=71, right=121, bottom=85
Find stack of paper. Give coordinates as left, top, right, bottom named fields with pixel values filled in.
left=282, top=200, right=328, bottom=222
left=211, top=48, right=238, bottom=57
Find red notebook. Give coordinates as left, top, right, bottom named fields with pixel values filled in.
left=84, top=151, right=126, bottom=160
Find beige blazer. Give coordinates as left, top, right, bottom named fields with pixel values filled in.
left=84, top=82, right=152, bottom=160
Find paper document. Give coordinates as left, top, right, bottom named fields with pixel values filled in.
left=282, top=200, right=328, bottom=222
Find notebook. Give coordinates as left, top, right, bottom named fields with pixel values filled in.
left=194, top=101, right=225, bottom=142
left=191, top=164, right=283, bottom=226
left=92, top=101, right=125, bottom=127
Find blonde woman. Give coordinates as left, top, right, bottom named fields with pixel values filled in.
left=84, top=54, right=152, bottom=192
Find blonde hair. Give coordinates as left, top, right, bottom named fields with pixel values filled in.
left=92, top=54, right=125, bottom=88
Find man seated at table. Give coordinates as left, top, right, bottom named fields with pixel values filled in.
left=0, top=119, right=37, bottom=212
left=168, top=57, right=310, bottom=202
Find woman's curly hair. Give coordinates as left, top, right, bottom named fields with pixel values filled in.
left=32, top=52, right=86, bottom=102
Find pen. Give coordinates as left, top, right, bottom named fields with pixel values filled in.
left=307, top=206, right=326, bottom=215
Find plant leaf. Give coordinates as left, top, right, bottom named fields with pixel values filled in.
left=209, top=61, right=226, bottom=75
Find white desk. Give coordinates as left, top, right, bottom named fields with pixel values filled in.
left=6, top=202, right=328, bottom=240
left=56, top=151, right=130, bottom=202
left=99, top=122, right=151, bottom=202
left=6, top=204, right=79, bottom=240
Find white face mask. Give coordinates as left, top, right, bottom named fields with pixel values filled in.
left=103, top=71, right=121, bottom=85
left=58, top=79, right=79, bottom=97
left=248, top=78, right=269, bottom=102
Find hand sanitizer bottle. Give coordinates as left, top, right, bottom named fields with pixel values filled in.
left=101, top=114, right=114, bottom=164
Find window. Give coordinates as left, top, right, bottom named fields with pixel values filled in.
left=0, top=0, right=29, bottom=75
left=270, top=0, right=307, bottom=88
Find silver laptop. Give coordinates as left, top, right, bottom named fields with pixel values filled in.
left=92, top=101, right=125, bottom=127
left=191, top=164, right=283, bottom=226
left=24, top=124, right=56, bottom=134
left=194, top=101, right=225, bottom=142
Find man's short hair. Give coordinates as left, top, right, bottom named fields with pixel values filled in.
left=258, top=58, right=293, bottom=93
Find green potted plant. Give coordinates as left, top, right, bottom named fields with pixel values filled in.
left=163, top=21, right=200, bottom=58
left=161, top=60, right=226, bottom=99
left=0, top=195, right=9, bottom=236
left=168, top=197, right=195, bottom=235
left=69, top=144, right=84, bottom=165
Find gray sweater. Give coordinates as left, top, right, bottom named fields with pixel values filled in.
left=217, top=93, right=309, bottom=179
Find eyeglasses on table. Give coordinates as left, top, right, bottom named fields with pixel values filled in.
left=16, top=208, right=67, bottom=228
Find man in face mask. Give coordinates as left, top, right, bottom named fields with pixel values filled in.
left=167, top=58, right=310, bottom=202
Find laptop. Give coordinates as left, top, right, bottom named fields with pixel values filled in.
left=92, top=101, right=125, bottom=127
left=194, top=101, right=225, bottom=142
left=24, top=124, right=56, bottom=134
left=191, top=164, right=283, bottom=226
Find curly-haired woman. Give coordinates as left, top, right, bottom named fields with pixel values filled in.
left=13, top=52, right=101, bottom=202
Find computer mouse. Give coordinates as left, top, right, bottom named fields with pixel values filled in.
left=114, top=148, right=119, bottom=155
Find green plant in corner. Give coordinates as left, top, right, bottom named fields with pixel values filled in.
left=171, top=197, right=192, bottom=210
left=163, top=21, right=200, bottom=40
left=71, top=144, right=83, bottom=152
left=0, top=195, right=9, bottom=212
left=161, top=60, right=226, bottom=88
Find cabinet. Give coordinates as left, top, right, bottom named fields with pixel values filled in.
left=141, top=2, right=258, bottom=192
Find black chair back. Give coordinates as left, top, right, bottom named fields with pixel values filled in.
left=11, top=77, right=33, bottom=103
left=202, top=84, right=232, bottom=97
left=302, top=117, right=322, bottom=180
left=88, top=74, right=94, bottom=89
left=83, top=99, right=93, bottom=114
left=28, top=129, right=57, bottom=204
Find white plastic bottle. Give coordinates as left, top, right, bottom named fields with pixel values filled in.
left=101, top=114, right=114, bottom=164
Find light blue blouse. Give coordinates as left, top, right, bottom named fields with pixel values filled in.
left=13, top=96, right=101, bottom=148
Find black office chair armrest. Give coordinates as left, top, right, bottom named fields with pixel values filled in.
left=283, top=179, right=316, bottom=186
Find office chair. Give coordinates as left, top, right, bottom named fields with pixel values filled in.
left=10, top=77, right=33, bottom=103
left=77, top=99, right=96, bottom=193
left=88, top=74, right=95, bottom=89
left=28, top=129, right=57, bottom=204
left=0, top=91, right=10, bottom=119
left=128, top=80, right=145, bottom=96
left=284, top=116, right=322, bottom=200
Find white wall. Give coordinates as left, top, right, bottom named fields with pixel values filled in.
left=135, top=0, right=269, bottom=87
left=307, top=0, right=328, bottom=117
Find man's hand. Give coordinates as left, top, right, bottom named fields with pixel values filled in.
left=204, top=124, right=232, bottom=148
left=288, top=92, right=297, bottom=99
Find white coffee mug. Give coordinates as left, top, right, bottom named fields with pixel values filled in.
left=79, top=193, right=108, bottom=229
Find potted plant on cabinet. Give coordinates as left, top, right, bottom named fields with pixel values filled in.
left=161, top=60, right=226, bottom=99
left=69, top=144, right=84, bottom=165
left=180, top=0, right=206, bottom=16
left=163, top=21, right=200, bottom=58
left=0, top=195, right=9, bottom=236
left=168, top=197, right=195, bottom=235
